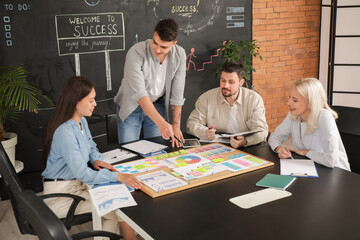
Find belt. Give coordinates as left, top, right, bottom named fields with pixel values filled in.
left=43, top=178, right=68, bottom=182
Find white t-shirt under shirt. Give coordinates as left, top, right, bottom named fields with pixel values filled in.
left=227, top=106, right=241, bottom=134
left=149, top=57, right=168, bottom=102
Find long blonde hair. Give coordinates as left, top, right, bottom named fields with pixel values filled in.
left=289, top=77, right=337, bottom=134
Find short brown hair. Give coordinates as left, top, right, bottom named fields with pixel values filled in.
left=154, top=18, right=178, bottom=41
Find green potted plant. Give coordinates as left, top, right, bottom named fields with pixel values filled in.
left=0, top=65, right=52, bottom=167
left=215, top=40, right=262, bottom=89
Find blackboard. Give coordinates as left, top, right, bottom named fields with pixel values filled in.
left=0, top=0, right=252, bottom=174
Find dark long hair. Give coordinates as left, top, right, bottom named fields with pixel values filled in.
left=42, top=76, right=94, bottom=163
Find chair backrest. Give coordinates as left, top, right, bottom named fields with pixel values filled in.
left=332, top=105, right=360, bottom=173
left=18, top=189, right=72, bottom=240
left=0, top=143, right=34, bottom=234
left=106, top=113, right=118, bottom=145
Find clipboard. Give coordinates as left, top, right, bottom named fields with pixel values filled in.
left=280, top=159, right=319, bottom=177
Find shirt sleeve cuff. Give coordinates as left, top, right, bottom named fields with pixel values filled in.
left=110, top=171, right=119, bottom=182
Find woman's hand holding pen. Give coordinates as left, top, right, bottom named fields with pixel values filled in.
left=275, top=145, right=292, bottom=159
left=206, top=125, right=216, bottom=140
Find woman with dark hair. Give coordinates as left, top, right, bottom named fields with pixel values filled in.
left=42, top=76, right=141, bottom=240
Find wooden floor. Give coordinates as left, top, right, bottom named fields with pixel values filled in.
left=0, top=199, right=144, bottom=240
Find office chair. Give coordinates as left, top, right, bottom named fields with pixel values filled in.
left=106, top=113, right=119, bottom=145
left=332, top=105, right=360, bottom=174
left=19, top=189, right=123, bottom=240
left=0, top=143, right=92, bottom=235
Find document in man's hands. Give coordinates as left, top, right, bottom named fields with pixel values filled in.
left=220, top=129, right=261, bottom=138
left=122, top=140, right=168, bottom=156
left=199, top=130, right=261, bottom=143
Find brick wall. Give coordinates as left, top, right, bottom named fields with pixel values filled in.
left=252, top=0, right=321, bottom=132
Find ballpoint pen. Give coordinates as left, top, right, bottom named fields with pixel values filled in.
left=280, top=144, right=294, bottom=160
left=173, top=135, right=183, bottom=147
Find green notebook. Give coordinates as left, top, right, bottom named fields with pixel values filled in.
left=256, top=173, right=296, bottom=190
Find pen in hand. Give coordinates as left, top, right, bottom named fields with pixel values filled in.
left=173, top=135, right=183, bottom=146
left=280, top=144, right=294, bottom=160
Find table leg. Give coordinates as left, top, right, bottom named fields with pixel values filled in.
left=115, top=209, right=154, bottom=240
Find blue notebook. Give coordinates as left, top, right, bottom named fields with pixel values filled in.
left=256, top=173, right=296, bottom=190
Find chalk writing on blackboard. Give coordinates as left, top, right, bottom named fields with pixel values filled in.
left=148, top=0, right=223, bottom=36
left=84, top=0, right=101, bottom=7
left=55, top=13, right=125, bottom=55
left=55, top=12, right=125, bottom=91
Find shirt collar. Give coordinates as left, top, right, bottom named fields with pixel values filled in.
left=218, top=87, right=243, bottom=106
left=147, top=39, right=173, bottom=63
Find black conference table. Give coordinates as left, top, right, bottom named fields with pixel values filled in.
left=109, top=136, right=360, bottom=240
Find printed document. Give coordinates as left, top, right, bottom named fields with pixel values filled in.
left=89, top=183, right=137, bottom=216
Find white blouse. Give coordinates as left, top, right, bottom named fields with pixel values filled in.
left=269, top=109, right=350, bottom=171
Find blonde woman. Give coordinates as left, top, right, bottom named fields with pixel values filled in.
left=268, top=78, right=350, bottom=171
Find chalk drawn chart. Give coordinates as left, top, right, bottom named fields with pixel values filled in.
left=113, top=143, right=274, bottom=198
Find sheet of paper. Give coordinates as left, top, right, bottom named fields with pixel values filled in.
left=164, top=153, right=211, bottom=169
left=122, top=140, right=168, bottom=155
left=113, top=158, right=173, bottom=174
left=219, top=154, right=268, bottom=172
left=199, top=134, right=230, bottom=144
left=173, top=161, right=226, bottom=180
left=280, top=159, right=319, bottom=177
left=220, top=129, right=261, bottom=138
left=102, top=148, right=137, bottom=164
left=89, top=183, right=137, bottom=216
left=136, top=170, right=187, bottom=193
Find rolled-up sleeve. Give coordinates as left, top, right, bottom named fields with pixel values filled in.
left=170, top=47, right=186, bottom=106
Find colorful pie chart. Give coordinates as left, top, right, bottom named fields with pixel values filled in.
left=175, top=155, right=201, bottom=164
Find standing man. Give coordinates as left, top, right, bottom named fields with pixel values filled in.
left=114, top=18, right=186, bottom=147
left=187, top=61, right=268, bottom=148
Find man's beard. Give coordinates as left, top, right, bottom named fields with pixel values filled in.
left=221, top=88, right=240, bottom=98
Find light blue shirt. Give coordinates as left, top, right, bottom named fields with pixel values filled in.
left=42, top=117, right=119, bottom=185
left=269, top=109, right=350, bottom=171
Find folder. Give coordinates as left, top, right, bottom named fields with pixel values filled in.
left=256, top=173, right=296, bottom=190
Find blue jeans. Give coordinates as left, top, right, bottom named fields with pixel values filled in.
left=117, top=97, right=165, bottom=144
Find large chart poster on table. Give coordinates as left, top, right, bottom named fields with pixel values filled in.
left=114, top=143, right=274, bottom=198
